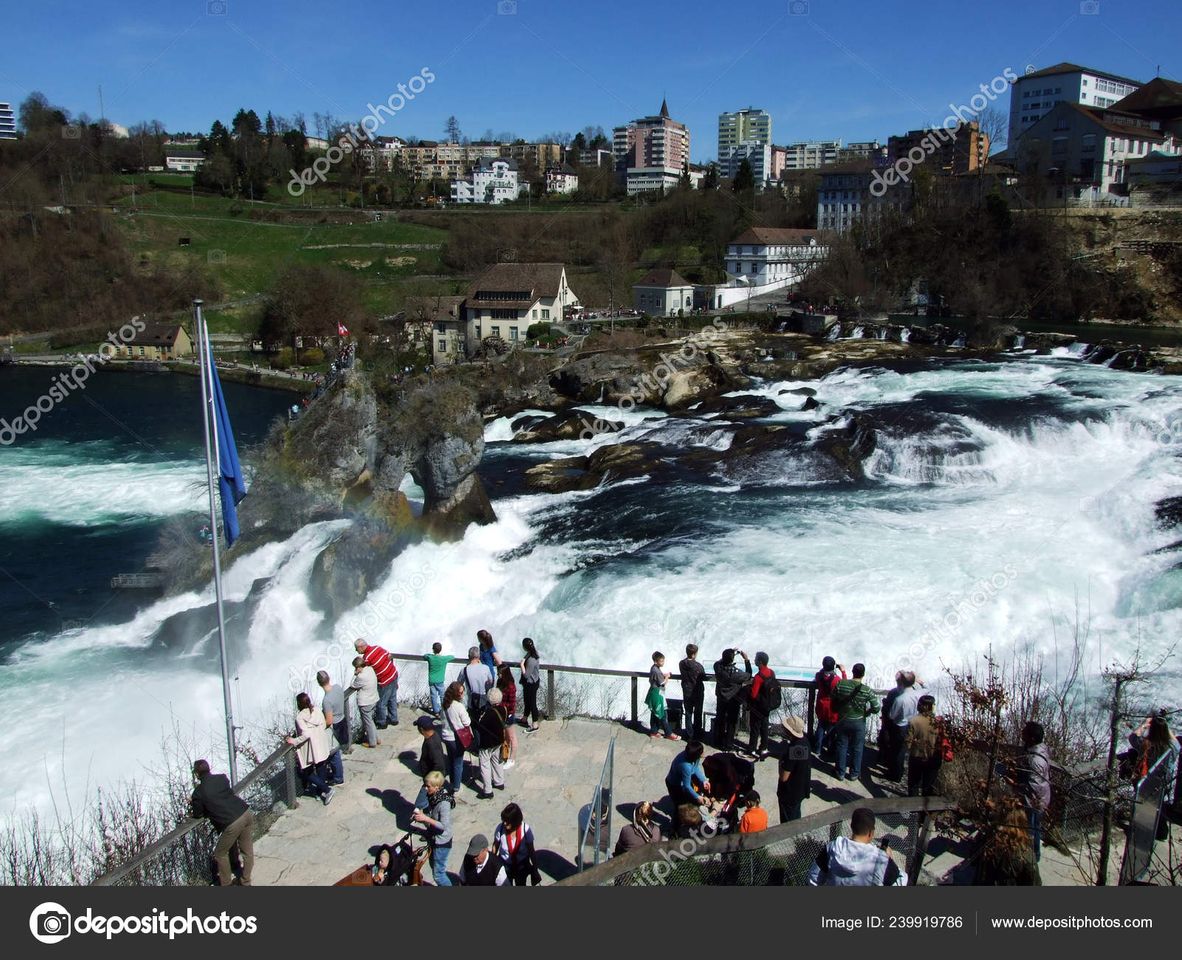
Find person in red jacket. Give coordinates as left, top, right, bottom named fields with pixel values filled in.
left=355, top=638, right=400, bottom=728
left=812, top=656, right=846, bottom=758
left=746, top=652, right=777, bottom=759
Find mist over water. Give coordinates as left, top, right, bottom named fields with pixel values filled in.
left=1, top=356, right=1181, bottom=822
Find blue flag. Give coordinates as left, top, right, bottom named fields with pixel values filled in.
left=207, top=342, right=247, bottom=546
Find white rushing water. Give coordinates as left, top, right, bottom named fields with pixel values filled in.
left=2, top=355, right=1181, bottom=821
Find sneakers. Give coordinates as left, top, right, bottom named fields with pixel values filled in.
left=665, top=734, right=681, bottom=741
left=493, top=783, right=506, bottom=791
left=322, top=787, right=336, bottom=806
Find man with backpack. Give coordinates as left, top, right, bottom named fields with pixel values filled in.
left=830, top=662, right=880, bottom=781
left=713, top=648, right=752, bottom=752
left=462, top=646, right=494, bottom=712
left=812, top=656, right=846, bottom=758
left=746, top=652, right=780, bottom=759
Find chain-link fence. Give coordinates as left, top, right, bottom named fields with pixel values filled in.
left=93, top=745, right=300, bottom=886
left=561, top=796, right=952, bottom=887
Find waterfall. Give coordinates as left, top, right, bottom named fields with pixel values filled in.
left=952, top=334, right=967, bottom=348
left=827, top=322, right=841, bottom=341
left=877, top=328, right=888, bottom=341
left=1013, top=334, right=1026, bottom=349
left=851, top=326, right=865, bottom=340
left=900, top=328, right=911, bottom=343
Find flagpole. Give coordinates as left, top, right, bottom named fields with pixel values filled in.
left=194, top=299, right=239, bottom=785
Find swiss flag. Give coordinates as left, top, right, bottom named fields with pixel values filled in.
left=337, top=322, right=350, bottom=337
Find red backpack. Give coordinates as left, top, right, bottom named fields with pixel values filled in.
left=815, top=672, right=841, bottom=724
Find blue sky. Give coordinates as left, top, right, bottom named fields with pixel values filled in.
left=1, top=0, right=1177, bottom=160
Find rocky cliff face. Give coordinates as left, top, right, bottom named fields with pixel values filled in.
left=230, top=370, right=495, bottom=619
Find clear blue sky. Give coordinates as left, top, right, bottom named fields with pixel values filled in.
left=2, top=0, right=1177, bottom=160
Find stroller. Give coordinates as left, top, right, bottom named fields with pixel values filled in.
left=336, top=833, right=429, bottom=886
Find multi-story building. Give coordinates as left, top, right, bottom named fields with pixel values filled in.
left=613, top=99, right=691, bottom=195
left=1008, top=62, right=1142, bottom=150
left=451, top=157, right=525, bottom=204
left=708, top=227, right=829, bottom=309
left=816, top=160, right=909, bottom=232
left=164, top=148, right=206, bottom=173
left=0, top=102, right=16, bottom=140
left=500, top=141, right=563, bottom=174
left=718, top=108, right=772, bottom=178
left=781, top=140, right=842, bottom=171
left=769, top=145, right=788, bottom=182
left=725, top=140, right=772, bottom=188
left=842, top=140, right=886, bottom=162
left=1015, top=100, right=1175, bottom=204
left=574, top=147, right=613, bottom=168
left=887, top=122, right=989, bottom=175
left=545, top=165, right=579, bottom=195
left=461, top=263, right=581, bottom=351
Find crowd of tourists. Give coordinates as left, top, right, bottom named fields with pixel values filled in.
left=189, top=637, right=1180, bottom=888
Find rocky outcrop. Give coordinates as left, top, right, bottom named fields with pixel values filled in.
left=513, top=409, right=623, bottom=443
left=548, top=348, right=739, bottom=410
left=525, top=442, right=665, bottom=493
left=692, top=395, right=781, bottom=419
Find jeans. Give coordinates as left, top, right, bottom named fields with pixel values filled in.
left=359, top=704, right=378, bottom=746
left=748, top=709, right=770, bottom=754
left=908, top=755, right=942, bottom=797
left=431, top=842, right=452, bottom=886
left=650, top=712, right=672, bottom=736
left=478, top=747, right=505, bottom=794
left=429, top=681, right=446, bottom=714
left=833, top=719, right=866, bottom=778
left=777, top=797, right=802, bottom=823
left=522, top=680, right=541, bottom=723
left=376, top=676, right=399, bottom=727
left=716, top=698, right=741, bottom=750
left=299, top=761, right=331, bottom=798
left=332, top=718, right=350, bottom=754
left=883, top=724, right=907, bottom=780
left=813, top=718, right=835, bottom=756
left=683, top=689, right=704, bottom=739
left=213, top=810, right=254, bottom=886
left=446, top=738, right=465, bottom=794
left=327, top=749, right=344, bottom=785
left=1024, top=805, right=1043, bottom=862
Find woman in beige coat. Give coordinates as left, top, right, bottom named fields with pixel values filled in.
left=286, top=692, right=336, bottom=805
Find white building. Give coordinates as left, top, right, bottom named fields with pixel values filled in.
left=1008, top=62, right=1141, bottom=151
left=1016, top=100, right=1176, bottom=204
left=711, top=227, right=829, bottom=308
left=164, top=150, right=206, bottom=173
left=451, top=157, right=525, bottom=204
left=545, top=165, right=579, bottom=194
left=0, top=101, right=16, bottom=140
left=461, top=263, right=581, bottom=351
left=782, top=140, right=842, bottom=170
left=632, top=268, right=695, bottom=317
left=725, top=140, right=772, bottom=188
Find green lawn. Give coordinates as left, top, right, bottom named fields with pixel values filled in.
left=112, top=185, right=450, bottom=307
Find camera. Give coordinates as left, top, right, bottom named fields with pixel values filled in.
left=38, top=911, right=70, bottom=938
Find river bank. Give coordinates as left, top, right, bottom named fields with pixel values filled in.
left=3, top=356, right=316, bottom=394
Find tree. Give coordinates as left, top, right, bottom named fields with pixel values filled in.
left=260, top=265, right=367, bottom=351
left=702, top=162, right=720, bottom=191
left=679, top=161, right=691, bottom=190
left=731, top=158, right=755, bottom=194
left=444, top=115, right=462, bottom=143
left=18, top=91, right=68, bottom=133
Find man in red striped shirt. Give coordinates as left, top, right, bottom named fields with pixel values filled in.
left=355, top=638, right=400, bottom=727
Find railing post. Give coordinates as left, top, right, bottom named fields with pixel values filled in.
left=630, top=676, right=638, bottom=726
left=546, top=669, right=556, bottom=720
left=909, top=811, right=932, bottom=886
left=807, top=685, right=816, bottom=740
left=284, top=749, right=299, bottom=810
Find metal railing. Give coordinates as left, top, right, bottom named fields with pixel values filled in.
left=92, top=744, right=301, bottom=886
left=559, top=795, right=955, bottom=887
left=577, top=733, right=617, bottom=870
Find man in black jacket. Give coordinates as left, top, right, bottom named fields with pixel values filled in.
left=679, top=644, right=706, bottom=740
left=461, top=834, right=507, bottom=885
left=712, top=649, right=751, bottom=751
left=191, top=759, right=253, bottom=886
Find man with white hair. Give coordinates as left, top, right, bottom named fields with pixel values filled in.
left=354, top=638, right=400, bottom=728
left=473, top=687, right=507, bottom=800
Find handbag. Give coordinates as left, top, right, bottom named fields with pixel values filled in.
left=444, top=705, right=475, bottom=751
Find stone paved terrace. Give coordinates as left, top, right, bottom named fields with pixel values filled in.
left=251, top=713, right=1121, bottom=886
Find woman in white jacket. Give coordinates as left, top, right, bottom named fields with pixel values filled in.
left=286, top=692, right=336, bottom=805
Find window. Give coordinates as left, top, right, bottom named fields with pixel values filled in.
left=509, top=327, right=519, bottom=341
left=1081, top=134, right=1097, bottom=153
left=1052, top=137, right=1068, bottom=155
left=491, top=326, right=501, bottom=338
left=541, top=308, right=550, bottom=320
left=438, top=339, right=447, bottom=352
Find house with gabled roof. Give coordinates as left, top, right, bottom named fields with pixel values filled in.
left=460, top=263, right=580, bottom=353
left=632, top=268, right=694, bottom=317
